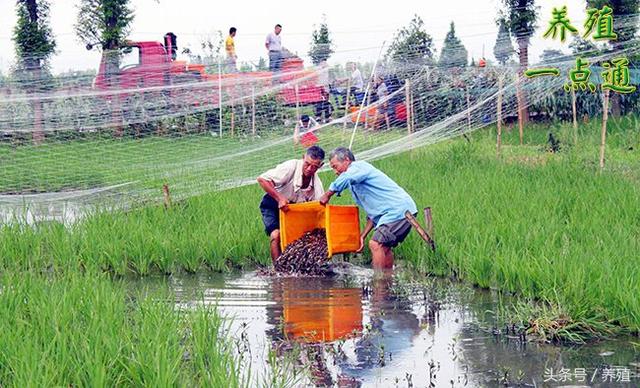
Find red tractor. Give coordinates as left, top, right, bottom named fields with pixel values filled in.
left=93, top=33, right=326, bottom=107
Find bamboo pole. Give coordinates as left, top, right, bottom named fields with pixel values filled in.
left=466, top=86, right=471, bottom=135
left=571, top=87, right=578, bottom=145
left=497, top=76, right=503, bottom=157
left=516, top=72, right=524, bottom=145
left=295, top=84, right=300, bottom=123
left=405, top=79, right=412, bottom=133
left=599, top=89, right=610, bottom=169
left=230, top=101, right=235, bottom=137
left=364, top=89, right=371, bottom=131
left=251, top=84, right=256, bottom=136
left=410, top=86, right=415, bottom=132
left=162, top=184, right=172, bottom=209
left=218, top=59, right=223, bottom=137
left=405, top=211, right=435, bottom=251
left=424, top=207, right=434, bottom=240
left=343, top=77, right=351, bottom=130
left=348, top=42, right=386, bottom=149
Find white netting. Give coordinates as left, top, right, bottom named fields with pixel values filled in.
left=1, top=38, right=639, bottom=223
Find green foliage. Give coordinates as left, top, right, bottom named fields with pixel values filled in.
left=500, top=0, right=539, bottom=41
left=494, top=18, right=515, bottom=65
left=12, top=0, right=56, bottom=90
left=438, top=22, right=468, bottom=68
left=386, top=15, right=435, bottom=64
left=256, top=57, right=268, bottom=71
left=308, top=15, right=334, bottom=65
left=74, top=0, right=134, bottom=51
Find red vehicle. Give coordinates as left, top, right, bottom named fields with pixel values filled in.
left=94, top=33, right=325, bottom=107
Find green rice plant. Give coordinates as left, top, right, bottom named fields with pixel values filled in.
left=0, top=271, right=248, bottom=387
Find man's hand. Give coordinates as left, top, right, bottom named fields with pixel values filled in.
left=319, top=191, right=333, bottom=206
left=277, top=197, right=289, bottom=212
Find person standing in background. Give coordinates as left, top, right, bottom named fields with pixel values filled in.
left=265, top=24, right=283, bottom=73
left=225, top=27, right=238, bottom=72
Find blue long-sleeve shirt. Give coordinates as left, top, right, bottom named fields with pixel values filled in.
left=328, top=161, right=417, bottom=227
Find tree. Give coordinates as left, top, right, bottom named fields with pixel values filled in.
left=439, top=22, right=468, bottom=68
left=308, top=15, right=334, bottom=65
left=75, top=0, right=134, bottom=85
left=13, top=0, right=56, bottom=144
left=256, top=57, right=268, bottom=71
left=500, top=0, right=539, bottom=124
left=493, top=18, right=515, bottom=65
left=75, top=0, right=134, bottom=136
left=386, top=15, right=435, bottom=65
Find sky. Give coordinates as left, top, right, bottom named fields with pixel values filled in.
left=0, top=0, right=589, bottom=74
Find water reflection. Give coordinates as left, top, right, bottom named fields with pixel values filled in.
left=126, top=267, right=639, bottom=387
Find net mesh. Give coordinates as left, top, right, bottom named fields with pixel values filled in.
left=1, top=39, right=639, bottom=223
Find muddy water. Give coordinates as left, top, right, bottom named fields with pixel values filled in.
left=127, top=264, right=639, bottom=387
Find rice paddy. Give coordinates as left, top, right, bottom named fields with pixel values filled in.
left=0, top=117, right=638, bottom=385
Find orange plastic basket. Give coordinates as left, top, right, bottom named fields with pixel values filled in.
left=279, top=201, right=360, bottom=257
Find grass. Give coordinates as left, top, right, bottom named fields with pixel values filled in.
left=0, top=125, right=403, bottom=196
left=0, top=116, right=638, bottom=342
left=0, top=271, right=248, bottom=387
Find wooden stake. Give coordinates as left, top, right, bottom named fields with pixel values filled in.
left=230, top=101, right=235, bottom=137
left=343, top=77, right=351, bottom=130
left=465, top=86, right=471, bottom=135
left=218, top=59, right=223, bottom=137
left=516, top=72, right=524, bottom=145
left=295, top=84, right=300, bottom=123
left=411, top=80, right=416, bottom=131
left=424, top=207, right=434, bottom=240
left=405, top=79, right=412, bottom=134
left=600, top=89, right=610, bottom=169
left=162, top=184, right=172, bottom=209
left=497, top=76, right=503, bottom=158
left=251, top=84, right=256, bottom=136
left=364, top=89, right=371, bottom=131
left=571, top=87, right=578, bottom=145
left=405, top=211, right=435, bottom=251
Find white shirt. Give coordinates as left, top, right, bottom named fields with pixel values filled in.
left=317, top=65, right=330, bottom=87
left=265, top=32, right=282, bottom=51
left=351, top=68, right=364, bottom=91
left=259, top=159, right=324, bottom=203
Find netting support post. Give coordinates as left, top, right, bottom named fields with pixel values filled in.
left=218, top=59, right=223, bottom=137
left=405, top=79, right=412, bottom=134
left=231, top=100, right=235, bottom=137
left=162, top=184, right=172, bottom=209
left=571, top=87, right=578, bottom=145
left=496, top=75, right=503, bottom=158
left=251, top=84, right=256, bottom=136
left=516, top=72, right=524, bottom=145
left=424, top=207, right=434, bottom=242
left=600, top=89, right=610, bottom=170
left=343, top=77, right=351, bottom=130
left=404, top=210, right=435, bottom=252
left=465, top=86, right=471, bottom=135
left=295, top=83, right=300, bottom=124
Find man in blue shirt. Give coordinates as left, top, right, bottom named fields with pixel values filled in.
left=319, top=147, right=417, bottom=269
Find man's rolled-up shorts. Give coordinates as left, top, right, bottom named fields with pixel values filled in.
left=371, top=215, right=414, bottom=248
left=259, top=194, right=279, bottom=236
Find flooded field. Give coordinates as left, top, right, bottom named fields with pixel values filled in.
left=126, top=264, right=639, bottom=387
